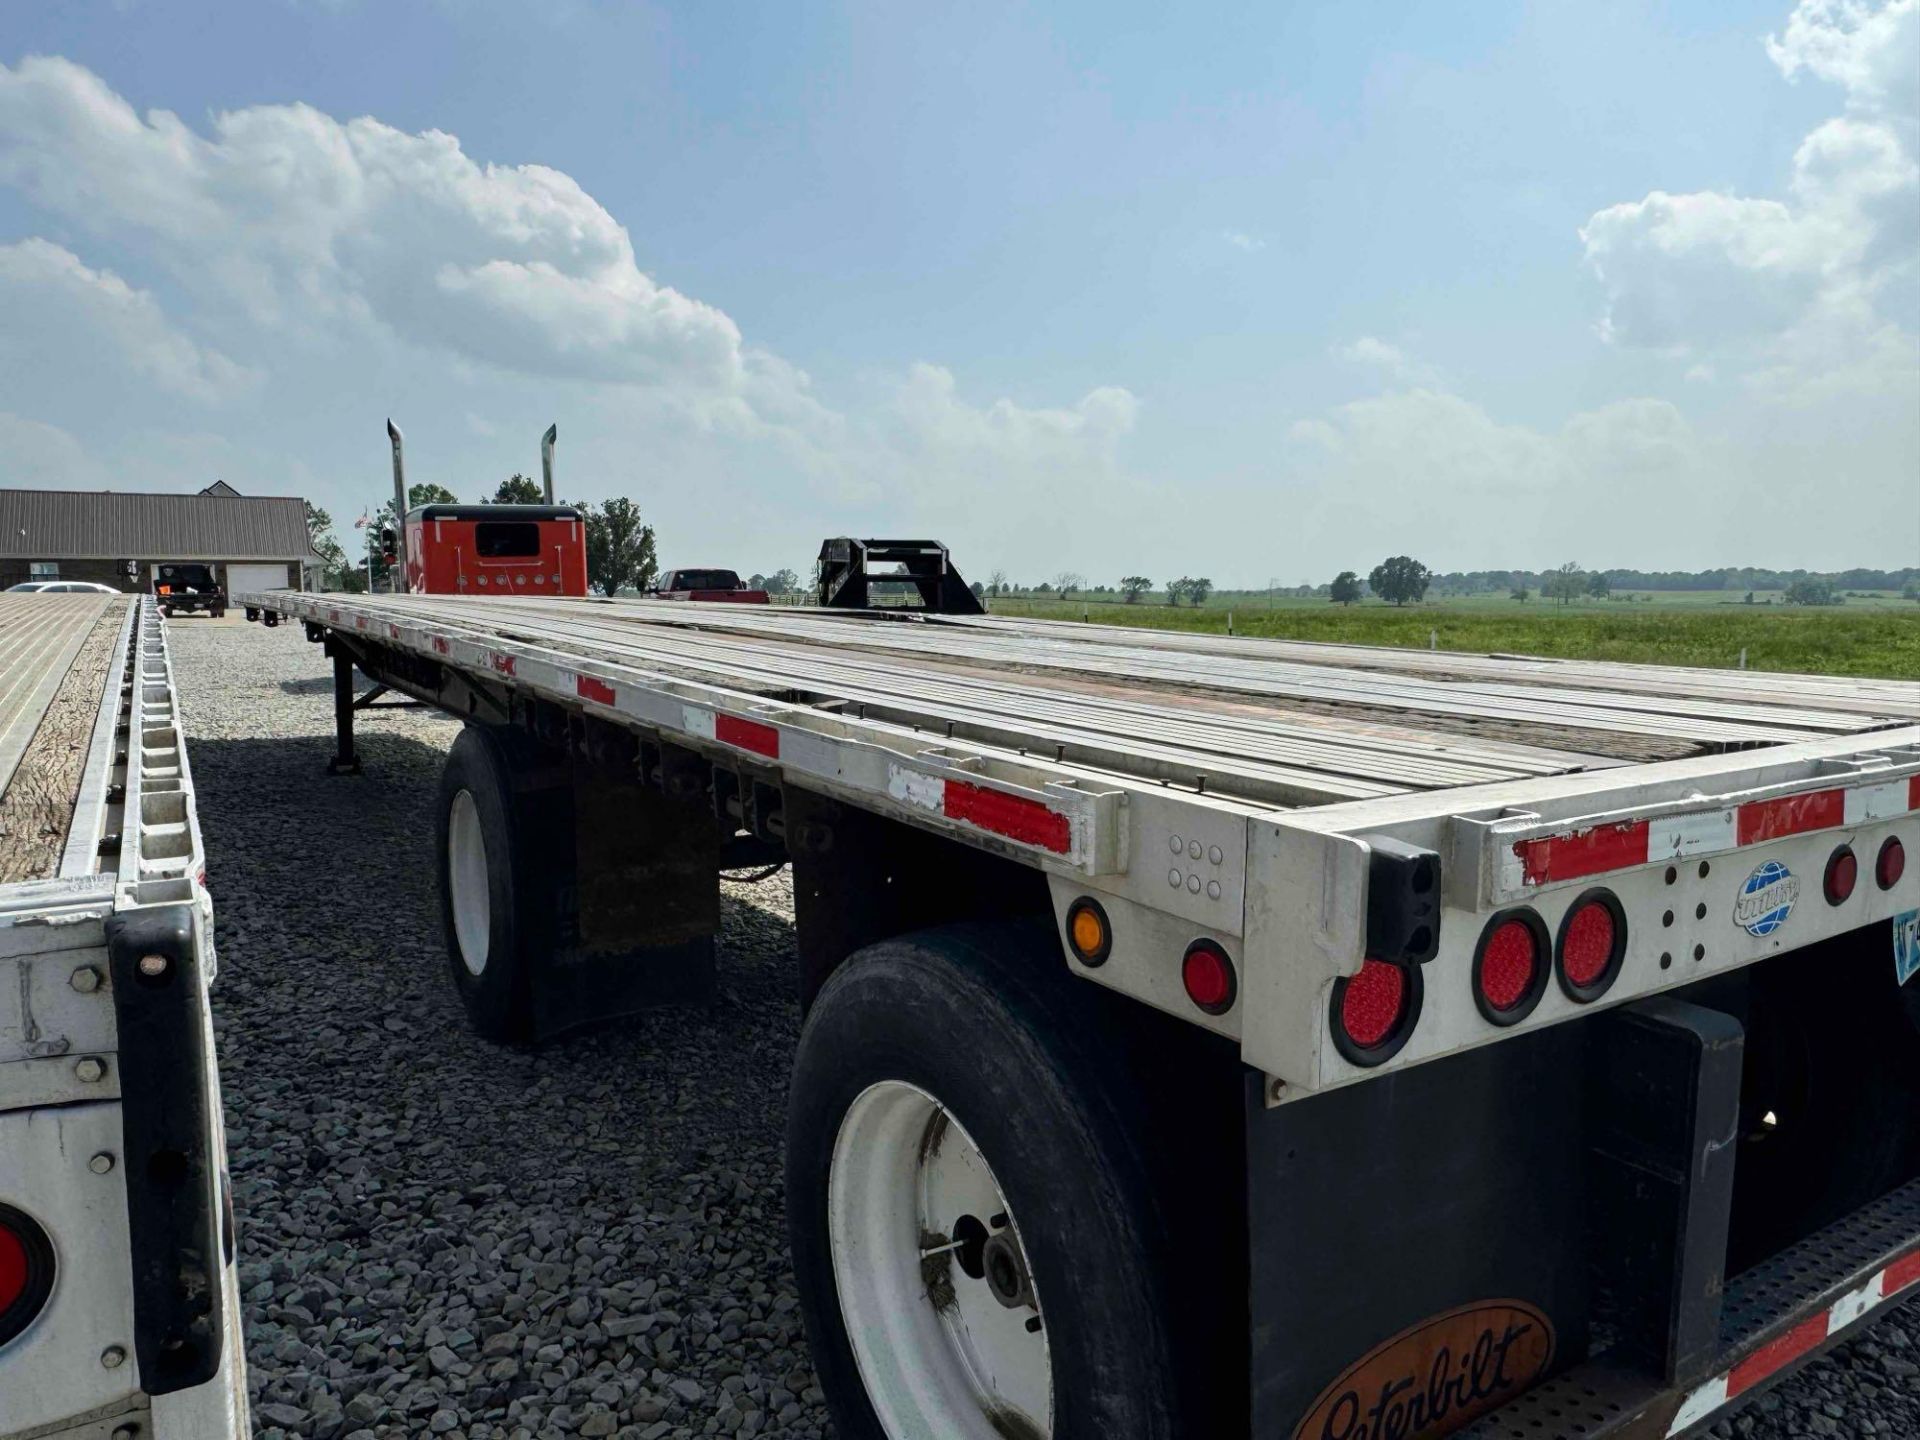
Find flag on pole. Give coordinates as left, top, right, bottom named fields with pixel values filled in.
left=353, top=508, right=370, bottom=529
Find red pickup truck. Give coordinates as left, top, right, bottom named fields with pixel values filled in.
left=651, top=568, right=770, bottom=603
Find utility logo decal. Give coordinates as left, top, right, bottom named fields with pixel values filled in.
left=1896, top=910, right=1919, bottom=987
left=1734, top=859, right=1798, bottom=937
left=1291, top=1300, right=1554, bottom=1440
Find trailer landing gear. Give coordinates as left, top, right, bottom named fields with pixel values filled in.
left=325, top=645, right=361, bottom=776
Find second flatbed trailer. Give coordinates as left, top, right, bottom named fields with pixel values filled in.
left=240, top=587, right=1920, bottom=1440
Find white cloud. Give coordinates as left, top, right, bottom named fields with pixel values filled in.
left=1767, top=0, right=1920, bottom=115
left=1220, top=229, right=1266, bottom=252
left=1333, top=336, right=1446, bottom=388
left=1580, top=0, right=1918, bottom=399
left=0, top=413, right=108, bottom=489
left=0, top=55, right=1135, bottom=528
left=0, top=239, right=254, bottom=402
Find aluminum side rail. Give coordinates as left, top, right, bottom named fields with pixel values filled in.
left=243, top=592, right=1920, bottom=1093
left=0, top=598, right=245, bottom=1440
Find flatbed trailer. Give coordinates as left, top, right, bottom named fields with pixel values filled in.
left=0, top=595, right=246, bottom=1440
left=244, top=586, right=1920, bottom=1440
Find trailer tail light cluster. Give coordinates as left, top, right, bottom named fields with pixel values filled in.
left=1473, top=911, right=1549, bottom=1025
left=1879, top=837, right=1906, bottom=890
left=1065, top=898, right=1111, bottom=967
left=0, top=1204, right=54, bottom=1347
left=1181, top=940, right=1237, bottom=1015
left=1556, top=890, right=1625, bottom=1002
left=1824, top=846, right=1858, bottom=905
left=1332, top=958, right=1421, bottom=1066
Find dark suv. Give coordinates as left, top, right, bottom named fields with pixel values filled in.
left=153, top=563, right=227, bottom=618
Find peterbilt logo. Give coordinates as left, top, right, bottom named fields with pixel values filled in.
left=1733, top=859, right=1798, bottom=937
left=1291, top=1300, right=1554, bottom=1440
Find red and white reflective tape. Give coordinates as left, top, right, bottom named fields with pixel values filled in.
left=888, top=764, right=1074, bottom=855
left=1667, top=1243, right=1920, bottom=1434
left=679, top=704, right=781, bottom=761
left=1514, top=776, right=1920, bottom=890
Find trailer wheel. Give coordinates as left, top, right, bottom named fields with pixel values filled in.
left=787, top=922, right=1238, bottom=1440
left=435, top=726, right=537, bottom=1042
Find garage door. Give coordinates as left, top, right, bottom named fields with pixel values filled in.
left=225, top=563, right=290, bottom=594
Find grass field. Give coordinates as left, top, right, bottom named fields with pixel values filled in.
left=987, top=594, right=1920, bottom=679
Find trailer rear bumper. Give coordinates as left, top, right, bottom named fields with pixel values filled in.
left=1458, top=1179, right=1920, bottom=1440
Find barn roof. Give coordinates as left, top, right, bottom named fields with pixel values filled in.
left=0, top=488, right=316, bottom=561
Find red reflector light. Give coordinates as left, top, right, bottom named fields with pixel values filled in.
left=1474, top=911, right=1548, bottom=1025
left=0, top=1205, right=54, bottom=1346
left=1557, top=891, right=1625, bottom=1002
left=1181, top=941, right=1237, bottom=1015
left=1879, top=837, right=1906, bottom=891
left=0, top=1226, right=26, bottom=1311
left=1332, top=958, right=1421, bottom=1065
left=1824, top=846, right=1858, bottom=906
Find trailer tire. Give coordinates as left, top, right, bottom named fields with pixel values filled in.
left=786, top=921, right=1239, bottom=1440
left=435, top=726, right=539, bottom=1043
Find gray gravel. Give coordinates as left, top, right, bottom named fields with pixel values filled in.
left=165, top=614, right=1918, bottom=1439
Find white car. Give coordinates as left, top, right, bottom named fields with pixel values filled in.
left=5, top=580, right=122, bottom=593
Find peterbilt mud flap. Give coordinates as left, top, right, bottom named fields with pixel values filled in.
left=1247, top=1027, right=1588, bottom=1439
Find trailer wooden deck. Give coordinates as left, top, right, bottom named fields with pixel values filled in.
left=243, top=592, right=1920, bottom=811
left=0, top=593, right=132, bottom=884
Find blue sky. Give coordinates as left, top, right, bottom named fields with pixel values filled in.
left=0, top=0, right=1914, bottom=582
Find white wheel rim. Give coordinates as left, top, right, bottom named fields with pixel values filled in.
left=446, top=789, right=491, bottom=976
left=828, top=1080, right=1052, bottom=1440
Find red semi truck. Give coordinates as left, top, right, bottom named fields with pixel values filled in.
left=385, top=420, right=588, bottom=598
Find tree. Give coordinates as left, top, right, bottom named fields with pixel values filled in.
left=583, top=498, right=658, bottom=596
left=1510, top=586, right=1531, bottom=603
left=1783, top=577, right=1840, bottom=606
left=988, top=568, right=1010, bottom=598
left=1166, top=577, right=1190, bottom=605
left=1367, top=556, right=1431, bottom=606
left=305, top=502, right=350, bottom=587
left=1330, top=570, right=1362, bottom=606
left=1185, top=576, right=1214, bottom=607
left=1542, top=561, right=1586, bottom=606
left=1120, top=575, right=1153, bottom=603
left=1053, top=571, right=1085, bottom=599
left=492, top=474, right=544, bottom=504
left=1586, top=571, right=1611, bottom=599
left=409, top=483, right=460, bottom=508
left=363, top=485, right=462, bottom=588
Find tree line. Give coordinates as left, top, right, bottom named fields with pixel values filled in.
left=982, top=557, right=1919, bottom=609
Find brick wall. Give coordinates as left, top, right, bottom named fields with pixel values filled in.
left=0, top=558, right=298, bottom=591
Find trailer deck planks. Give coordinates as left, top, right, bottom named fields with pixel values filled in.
left=251, top=591, right=1919, bottom=798
left=0, top=594, right=132, bottom=884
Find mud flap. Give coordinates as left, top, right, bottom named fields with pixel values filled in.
left=1247, top=1027, right=1588, bottom=1440
left=524, top=755, right=719, bottom=1040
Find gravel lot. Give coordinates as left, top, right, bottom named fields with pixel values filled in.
left=166, top=614, right=1918, bottom=1439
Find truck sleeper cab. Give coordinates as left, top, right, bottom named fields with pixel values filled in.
left=404, top=504, right=588, bottom=598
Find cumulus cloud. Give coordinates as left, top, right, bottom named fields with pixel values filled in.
left=1333, top=336, right=1445, bottom=387
left=0, top=239, right=254, bottom=402
left=1285, top=389, right=1731, bottom=564
left=1580, top=0, right=1918, bottom=397
left=0, top=57, right=748, bottom=390
left=0, top=55, right=1135, bottom=511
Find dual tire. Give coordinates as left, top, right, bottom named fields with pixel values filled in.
left=787, top=923, right=1239, bottom=1440
left=434, top=725, right=546, bottom=1042
left=432, top=729, right=1234, bottom=1435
